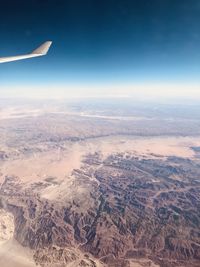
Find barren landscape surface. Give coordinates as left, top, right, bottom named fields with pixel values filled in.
left=0, top=100, right=200, bottom=267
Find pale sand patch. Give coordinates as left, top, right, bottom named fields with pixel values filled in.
left=1, top=136, right=200, bottom=184
left=85, top=135, right=200, bottom=158
left=0, top=209, right=36, bottom=267
left=41, top=136, right=200, bottom=201
left=68, top=135, right=198, bottom=161
left=0, top=209, right=14, bottom=244
left=79, top=113, right=153, bottom=121
left=1, top=135, right=200, bottom=201
left=0, top=142, right=84, bottom=184
left=0, top=239, right=36, bottom=267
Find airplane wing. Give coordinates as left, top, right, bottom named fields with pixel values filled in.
left=0, top=41, right=52, bottom=63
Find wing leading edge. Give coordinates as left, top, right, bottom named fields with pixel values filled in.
left=0, top=41, right=52, bottom=63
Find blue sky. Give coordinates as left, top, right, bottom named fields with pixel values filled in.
left=1, top=0, right=200, bottom=98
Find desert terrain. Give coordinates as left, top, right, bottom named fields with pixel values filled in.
left=0, top=99, right=200, bottom=267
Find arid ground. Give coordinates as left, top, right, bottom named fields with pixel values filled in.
left=0, top=99, right=200, bottom=267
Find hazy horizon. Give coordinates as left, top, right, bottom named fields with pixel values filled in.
left=1, top=82, right=200, bottom=102
left=1, top=0, right=200, bottom=100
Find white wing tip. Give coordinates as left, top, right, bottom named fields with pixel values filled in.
left=31, top=41, right=52, bottom=55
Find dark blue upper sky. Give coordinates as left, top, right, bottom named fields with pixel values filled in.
left=1, top=0, right=200, bottom=93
